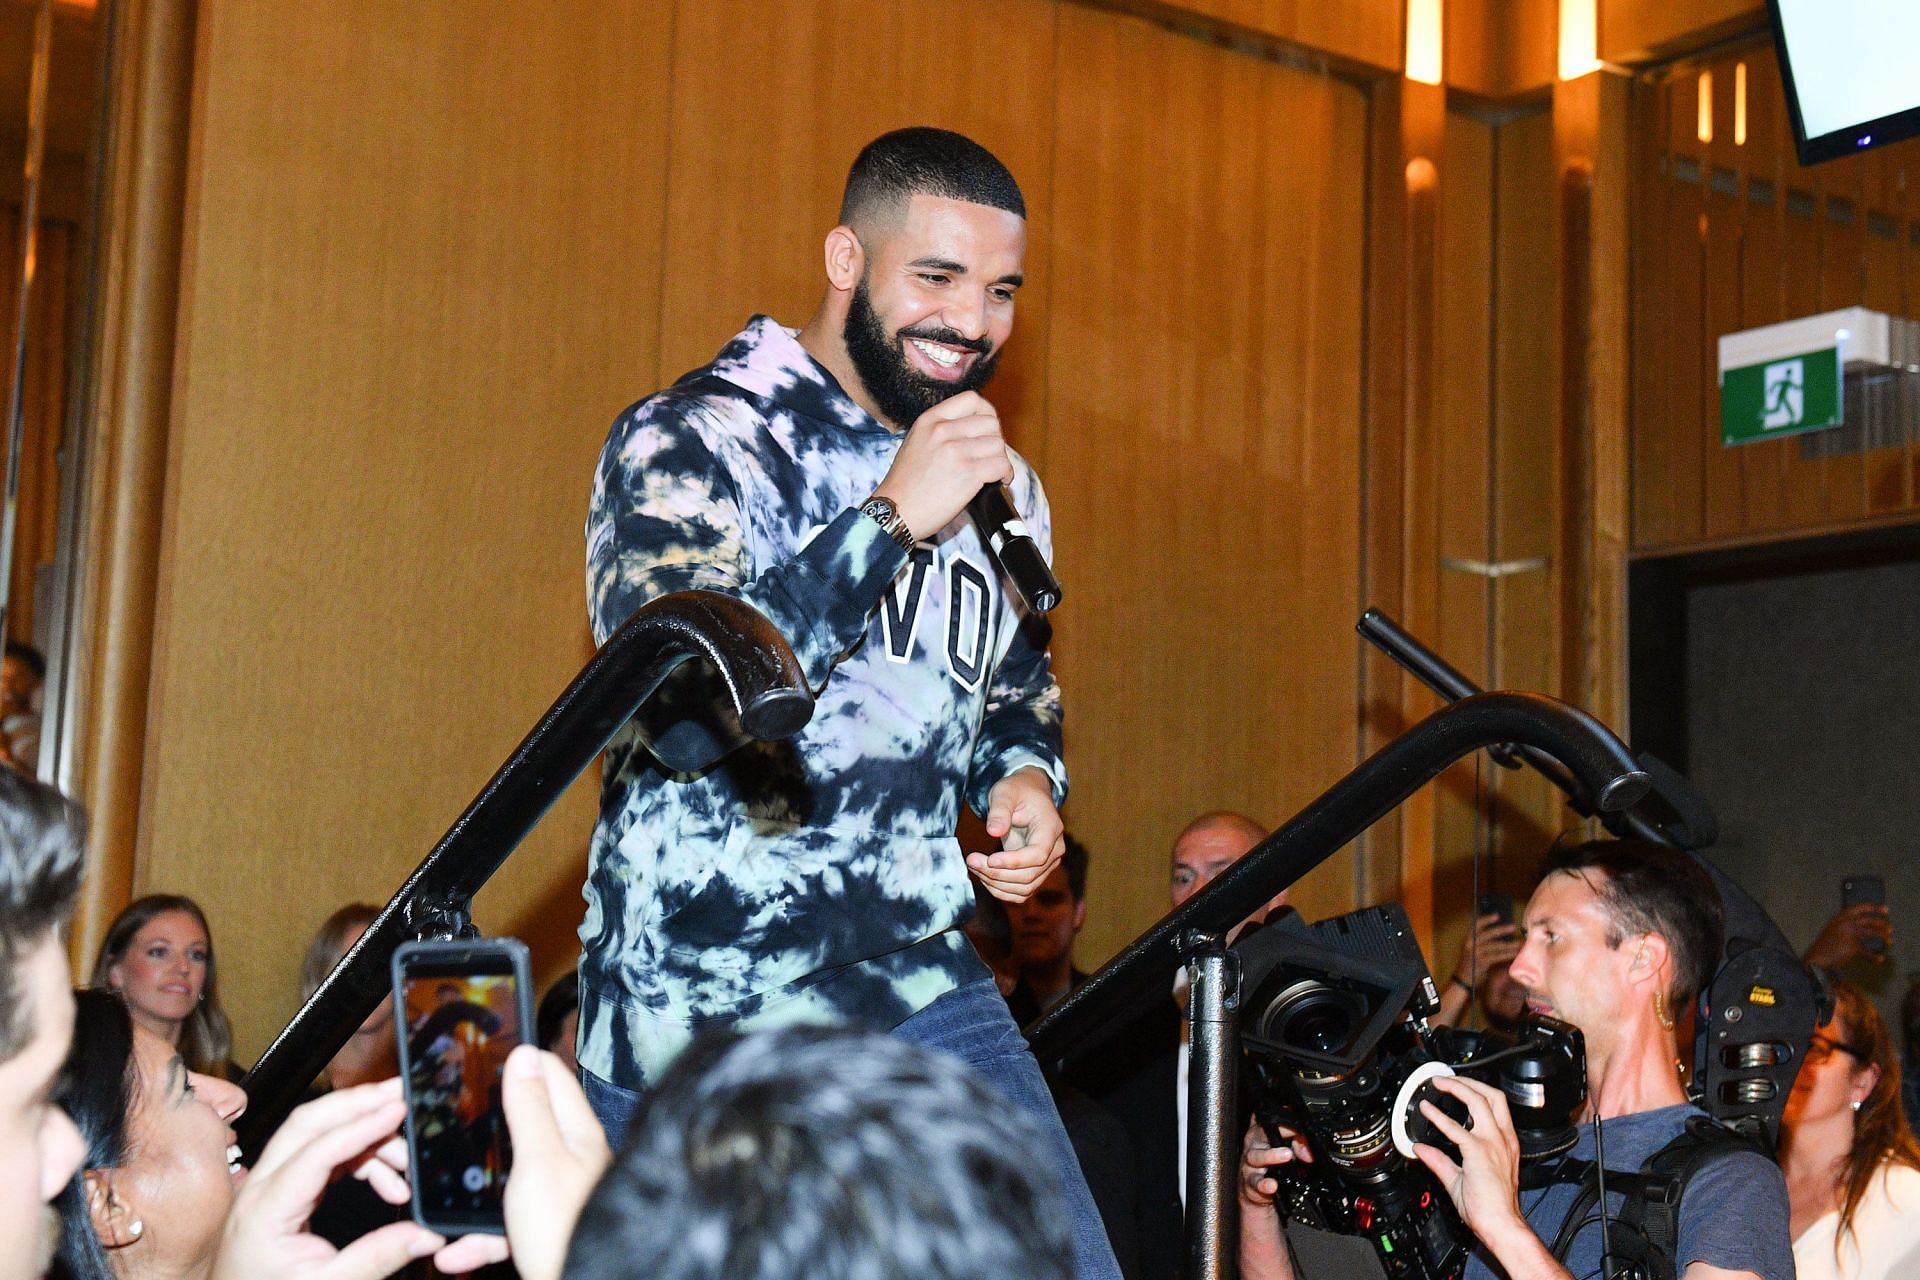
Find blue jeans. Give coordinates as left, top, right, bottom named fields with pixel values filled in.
left=581, top=980, right=1123, bottom=1280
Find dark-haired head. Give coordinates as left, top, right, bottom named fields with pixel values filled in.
left=92, top=894, right=233, bottom=1078
left=0, top=769, right=84, bottom=1062
left=50, top=989, right=138, bottom=1280
left=1538, top=838, right=1724, bottom=1008
left=563, top=1025, right=1071, bottom=1280
left=537, top=970, right=580, bottom=1061
left=839, top=127, right=1025, bottom=232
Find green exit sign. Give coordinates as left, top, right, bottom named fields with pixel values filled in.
left=1720, top=346, right=1842, bottom=446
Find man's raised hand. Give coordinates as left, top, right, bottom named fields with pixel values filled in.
left=870, top=392, right=1014, bottom=542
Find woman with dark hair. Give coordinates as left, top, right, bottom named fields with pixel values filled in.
left=92, top=894, right=238, bottom=1079
left=1781, top=981, right=1920, bottom=1280
left=51, top=989, right=249, bottom=1279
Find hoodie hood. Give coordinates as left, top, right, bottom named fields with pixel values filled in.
left=686, top=315, right=893, bottom=437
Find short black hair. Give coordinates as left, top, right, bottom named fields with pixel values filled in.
left=1539, top=837, right=1725, bottom=1007
left=4, top=641, right=44, bottom=680
left=839, top=127, right=1025, bottom=228
left=0, top=769, right=84, bottom=1060
left=52, top=989, right=138, bottom=1280
left=1063, top=833, right=1090, bottom=903
left=537, top=970, right=580, bottom=1056
left=563, top=1025, right=1072, bottom=1280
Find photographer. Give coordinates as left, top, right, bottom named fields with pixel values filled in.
left=1241, top=839, right=1792, bottom=1280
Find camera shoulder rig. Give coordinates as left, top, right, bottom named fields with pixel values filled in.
left=1539, top=1113, right=1773, bottom=1280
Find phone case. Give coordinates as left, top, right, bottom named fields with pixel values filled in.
left=391, top=937, right=535, bottom=1236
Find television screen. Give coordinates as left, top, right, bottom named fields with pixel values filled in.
left=1767, top=0, right=1920, bottom=165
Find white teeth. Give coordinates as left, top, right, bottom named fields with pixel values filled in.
left=910, top=338, right=962, bottom=369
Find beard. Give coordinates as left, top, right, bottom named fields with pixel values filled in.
left=843, top=276, right=1002, bottom=428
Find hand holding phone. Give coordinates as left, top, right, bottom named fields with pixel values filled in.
left=1806, top=878, right=1891, bottom=968
left=1842, top=876, right=1889, bottom=956
left=392, top=938, right=536, bottom=1236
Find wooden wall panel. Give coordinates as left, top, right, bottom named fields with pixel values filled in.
left=1630, top=43, right=1920, bottom=554
left=1818, top=164, right=1869, bottom=523
left=0, top=212, right=70, bottom=648
left=1601, top=0, right=1764, bottom=64
left=1138, top=0, right=1401, bottom=73
left=1862, top=153, right=1911, bottom=514
left=146, top=1, right=675, bottom=1059
left=1429, top=111, right=1494, bottom=995
left=1489, top=109, right=1567, bottom=872
left=1737, top=49, right=1791, bottom=531
left=655, top=0, right=1058, bottom=455
left=1045, top=3, right=1367, bottom=963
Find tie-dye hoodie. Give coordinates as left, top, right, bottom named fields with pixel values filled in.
left=579, top=316, right=1066, bottom=1087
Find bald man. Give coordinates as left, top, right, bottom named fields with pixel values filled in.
left=1168, top=810, right=1287, bottom=925
left=1072, top=810, right=1280, bottom=1280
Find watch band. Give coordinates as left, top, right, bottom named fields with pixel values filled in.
left=860, top=496, right=916, bottom=553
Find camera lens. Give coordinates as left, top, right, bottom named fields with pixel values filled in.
left=1268, top=981, right=1363, bottom=1056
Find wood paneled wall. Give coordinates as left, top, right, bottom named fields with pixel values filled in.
left=1045, top=4, right=1367, bottom=959
left=146, top=0, right=1373, bottom=1058
left=147, top=1, right=676, bottom=1058
left=1631, top=45, right=1920, bottom=554
left=0, top=211, right=71, bottom=649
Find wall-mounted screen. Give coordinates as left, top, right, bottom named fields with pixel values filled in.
left=1767, top=0, right=1920, bottom=165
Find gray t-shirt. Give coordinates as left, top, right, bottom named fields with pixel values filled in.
left=1464, top=1103, right=1792, bottom=1280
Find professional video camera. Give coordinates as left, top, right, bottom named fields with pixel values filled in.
left=1236, top=905, right=1587, bottom=1280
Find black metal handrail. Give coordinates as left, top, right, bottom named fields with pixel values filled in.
left=236, top=590, right=812, bottom=1154
left=1024, top=690, right=1649, bottom=1070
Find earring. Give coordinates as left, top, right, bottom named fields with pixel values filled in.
left=128, top=1220, right=143, bottom=1240
left=1852, top=1100, right=1864, bottom=1113
left=1653, top=988, right=1676, bottom=1031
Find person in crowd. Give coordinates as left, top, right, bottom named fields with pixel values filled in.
left=0, top=767, right=86, bottom=1280
left=0, top=642, right=45, bottom=773
left=1006, top=834, right=1090, bottom=1024
left=1071, top=809, right=1279, bottom=1280
left=50, top=983, right=607, bottom=1280
left=960, top=885, right=1019, bottom=999
left=1805, top=902, right=1893, bottom=972
left=299, top=903, right=396, bottom=1092
left=1241, top=837, right=1791, bottom=1280
left=580, top=127, right=1113, bottom=1280
left=537, top=971, right=580, bottom=1077
left=295, top=904, right=406, bottom=1254
left=1779, top=980, right=1920, bottom=1280
left=92, top=895, right=238, bottom=1080
left=1431, top=907, right=1526, bottom=1030
left=50, top=988, right=251, bottom=1279
left=561, top=1024, right=1071, bottom=1280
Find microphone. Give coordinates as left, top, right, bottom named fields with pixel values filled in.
left=968, top=483, right=1062, bottom=614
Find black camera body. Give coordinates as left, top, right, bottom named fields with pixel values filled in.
left=1237, top=906, right=1587, bottom=1280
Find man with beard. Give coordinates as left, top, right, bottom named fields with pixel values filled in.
left=581, top=128, right=1119, bottom=1280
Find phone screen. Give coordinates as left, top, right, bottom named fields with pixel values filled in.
left=394, top=940, right=530, bottom=1234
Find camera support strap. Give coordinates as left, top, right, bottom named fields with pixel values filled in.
left=1540, top=1115, right=1769, bottom=1280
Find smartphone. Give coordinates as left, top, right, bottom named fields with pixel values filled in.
left=1842, top=875, right=1888, bottom=954
left=1476, top=892, right=1514, bottom=925
left=391, top=937, right=535, bottom=1235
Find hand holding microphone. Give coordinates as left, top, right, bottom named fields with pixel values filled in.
left=869, top=392, right=1061, bottom=614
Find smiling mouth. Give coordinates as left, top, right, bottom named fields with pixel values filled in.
left=905, top=336, right=978, bottom=378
